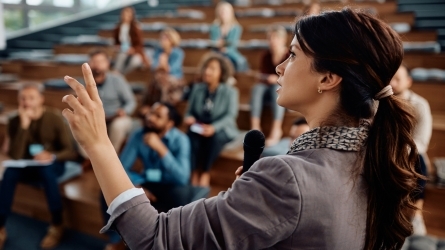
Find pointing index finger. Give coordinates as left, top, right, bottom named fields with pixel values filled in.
left=82, top=63, right=101, bottom=102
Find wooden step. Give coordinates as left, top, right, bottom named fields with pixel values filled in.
left=423, top=185, right=445, bottom=238
left=404, top=53, right=445, bottom=70
left=179, top=1, right=399, bottom=18
left=411, top=81, right=445, bottom=113
left=98, top=27, right=432, bottom=42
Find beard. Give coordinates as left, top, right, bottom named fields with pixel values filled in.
left=91, top=68, right=105, bottom=79
left=143, top=124, right=162, bottom=134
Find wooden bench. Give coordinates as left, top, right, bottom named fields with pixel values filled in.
left=97, top=27, right=435, bottom=43
left=180, top=1, right=399, bottom=18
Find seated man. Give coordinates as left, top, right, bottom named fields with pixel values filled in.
left=89, top=48, right=136, bottom=152
left=262, top=117, right=310, bottom=157
left=101, top=102, right=191, bottom=250
left=0, top=84, right=76, bottom=249
left=390, top=64, right=432, bottom=236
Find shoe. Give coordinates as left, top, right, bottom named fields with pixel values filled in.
left=40, top=225, right=64, bottom=249
left=104, top=241, right=126, bottom=250
left=412, top=213, right=427, bottom=236
left=0, top=227, right=7, bottom=249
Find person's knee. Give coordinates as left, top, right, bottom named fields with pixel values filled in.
left=109, top=116, right=132, bottom=133
left=252, top=83, right=266, bottom=96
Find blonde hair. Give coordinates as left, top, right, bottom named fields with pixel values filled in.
left=213, top=1, right=238, bottom=26
left=161, top=27, right=181, bottom=47
left=267, top=25, right=288, bottom=40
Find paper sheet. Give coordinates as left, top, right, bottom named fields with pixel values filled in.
left=2, top=159, right=54, bottom=168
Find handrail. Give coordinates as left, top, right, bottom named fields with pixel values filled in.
left=5, top=0, right=147, bottom=40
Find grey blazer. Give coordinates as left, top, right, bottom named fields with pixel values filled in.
left=184, top=83, right=239, bottom=140
left=102, top=148, right=367, bottom=249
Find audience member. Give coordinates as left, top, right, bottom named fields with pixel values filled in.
left=262, top=117, right=310, bottom=157
left=303, top=2, right=322, bottom=15
left=140, top=28, right=185, bottom=116
left=390, top=64, right=432, bottom=236
left=250, top=25, right=289, bottom=146
left=101, top=102, right=190, bottom=250
left=113, top=7, right=150, bottom=74
left=89, top=48, right=136, bottom=152
left=210, top=1, right=248, bottom=72
left=185, top=53, right=239, bottom=187
left=0, top=84, right=76, bottom=249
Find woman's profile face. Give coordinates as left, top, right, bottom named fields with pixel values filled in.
left=276, top=36, right=324, bottom=112
left=202, top=59, right=222, bottom=84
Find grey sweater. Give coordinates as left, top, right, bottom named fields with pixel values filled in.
left=97, top=72, right=136, bottom=118
left=102, top=149, right=367, bottom=249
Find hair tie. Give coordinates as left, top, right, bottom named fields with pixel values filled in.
left=374, top=85, right=393, bottom=100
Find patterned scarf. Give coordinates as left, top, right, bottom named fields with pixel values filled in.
left=287, top=120, right=370, bottom=154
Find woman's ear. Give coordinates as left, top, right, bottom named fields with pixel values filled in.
left=319, top=72, right=342, bottom=92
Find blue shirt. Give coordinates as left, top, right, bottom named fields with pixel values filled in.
left=120, top=127, right=191, bottom=186
left=151, top=47, right=184, bottom=79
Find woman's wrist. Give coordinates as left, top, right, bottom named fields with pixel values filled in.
left=82, top=139, right=114, bottom=157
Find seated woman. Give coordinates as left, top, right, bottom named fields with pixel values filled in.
left=250, top=25, right=289, bottom=146
left=210, top=1, right=248, bottom=72
left=184, top=53, right=239, bottom=187
left=139, top=28, right=185, bottom=116
left=113, top=7, right=150, bottom=75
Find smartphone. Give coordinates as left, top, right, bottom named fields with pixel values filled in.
left=190, top=123, right=204, bottom=134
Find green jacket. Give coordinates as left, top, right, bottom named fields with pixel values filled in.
left=185, top=83, right=239, bottom=140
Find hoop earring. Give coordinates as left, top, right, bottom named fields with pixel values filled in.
left=318, top=88, right=323, bottom=94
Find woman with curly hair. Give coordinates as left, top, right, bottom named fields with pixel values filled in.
left=184, top=53, right=239, bottom=187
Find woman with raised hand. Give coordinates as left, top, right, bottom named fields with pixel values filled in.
left=62, top=8, right=421, bottom=250
left=209, top=1, right=248, bottom=72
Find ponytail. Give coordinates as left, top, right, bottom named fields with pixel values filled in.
left=363, top=96, right=421, bottom=249
left=294, top=8, right=424, bottom=249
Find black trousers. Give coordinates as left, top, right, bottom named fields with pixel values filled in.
left=188, top=129, right=231, bottom=172
left=413, top=154, right=428, bottom=201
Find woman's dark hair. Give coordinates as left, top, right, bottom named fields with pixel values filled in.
left=198, top=52, right=234, bottom=83
left=295, top=8, right=421, bottom=249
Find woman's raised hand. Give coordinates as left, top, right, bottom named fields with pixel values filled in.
left=62, top=63, right=109, bottom=153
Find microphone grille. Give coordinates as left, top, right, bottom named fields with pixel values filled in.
left=244, top=130, right=265, bottom=147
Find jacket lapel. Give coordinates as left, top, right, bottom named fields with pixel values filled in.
left=211, top=84, right=224, bottom=120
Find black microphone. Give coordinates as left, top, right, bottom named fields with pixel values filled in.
left=243, top=130, right=265, bottom=173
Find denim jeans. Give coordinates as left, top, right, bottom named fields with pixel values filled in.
left=250, top=83, right=285, bottom=121
left=0, top=161, right=65, bottom=227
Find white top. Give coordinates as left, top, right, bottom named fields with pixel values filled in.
left=404, top=90, right=432, bottom=154
left=119, top=23, right=131, bottom=52
left=107, top=188, right=144, bottom=215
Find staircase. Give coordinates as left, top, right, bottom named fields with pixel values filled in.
left=398, top=0, right=445, bottom=51
left=0, top=0, right=211, bottom=57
